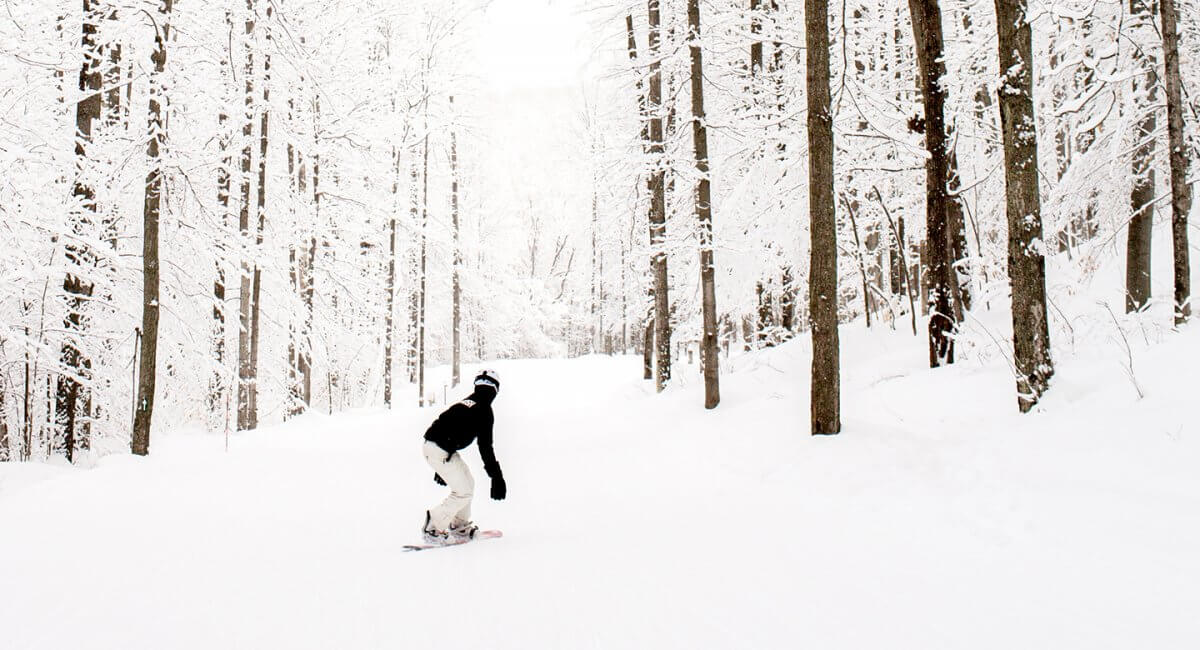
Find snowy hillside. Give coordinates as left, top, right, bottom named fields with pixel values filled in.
left=3, top=320, right=1197, bottom=650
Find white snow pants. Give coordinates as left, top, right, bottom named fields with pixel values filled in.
left=423, top=440, right=474, bottom=531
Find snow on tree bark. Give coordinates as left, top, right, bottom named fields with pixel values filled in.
left=132, top=0, right=173, bottom=456
left=451, top=96, right=462, bottom=387
left=236, top=0, right=257, bottom=431
left=687, top=0, right=720, bottom=409
left=1160, top=0, right=1191, bottom=324
left=1125, top=0, right=1156, bottom=314
left=994, top=0, right=1054, bottom=413
left=58, top=0, right=104, bottom=462
left=907, top=0, right=956, bottom=366
left=647, top=0, right=672, bottom=392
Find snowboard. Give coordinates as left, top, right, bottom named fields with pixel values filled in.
left=403, top=529, right=503, bottom=552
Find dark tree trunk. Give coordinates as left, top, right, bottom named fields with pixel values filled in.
left=627, top=14, right=654, bottom=381
left=1160, top=0, right=1192, bottom=324
left=236, top=0, right=257, bottom=430
left=643, top=318, right=654, bottom=380
left=780, top=267, right=796, bottom=332
left=302, top=106, right=317, bottom=408
left=994, top=0, right=1054, bottom=412
left=750, top=0, right=762, bottom=75
left=131, top=0, right=173, bottom=456
left=648, top=0, right=672, bottom=392
left=908, top=0, right=956, bottom=366
left=211, top=7, right=233, bottom=420
left=757, top=281, right=771, bottom=345
left=947, top=146, right=971, bottom=315
left=58, top=0, right=104, bottom=462
left=103, top=8, right=121, bottom=131
left=1, top=386, right=8, bottom=461
left=1126, top=0, right=1157, bottom=314
left=687, top=0, right=720, bottom=409
left=806, top=0, right=840, bottom=435
left=247, top=3, right=272, bottom=425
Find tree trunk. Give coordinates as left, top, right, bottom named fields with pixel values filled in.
left=687, top=0, right=720, bottom=409
left=750, top=0, right=763, bottom=76
left=58, top=0, right=104, bottom=462
left=418, top=106, right=429, bottom=405
left=247, top=2, right=272, bottom=425
left=643, top=317, right=654, bottom=380
left=757, top=281, right=771, bottom=345
left=408, top=159, right=420, bottom=384
left=626, top=14, right=654, bottom=380
left=947, top=146, right=971, bottom=315
left=384, top=147, right=398, bottom=406
left=236, top=0, right=257, bottom=430
left=211, top=7, right=233, bottom=421
left=994, top=0, right=1054, bottom=412
left=103, top=7, right=121, bottom=131
left=451, top=97, right=462, bottom=387
left=806, top=0, right=840, bottom=435
left=648, top=0, right=672, bottom=392
left=1, top=384, right=8, bottom=461
left=1160, top=0, right=1191, bottom=324
left=303, top=104, right=317, bottom=409
left=780, top=267, right=795, bottom=332
left=908, top=0, right=956, bottom=366
left=1126, top=0, right=1157, bottom=314
left=131, top=0, right=173, bottom=456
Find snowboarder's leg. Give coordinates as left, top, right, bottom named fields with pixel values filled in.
left=423, top=441, right=474, bottom=532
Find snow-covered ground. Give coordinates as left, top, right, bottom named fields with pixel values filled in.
left=2, top=319, right=1198, bottom=649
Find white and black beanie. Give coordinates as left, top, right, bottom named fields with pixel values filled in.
left=474, top=369, right=500, bottom=393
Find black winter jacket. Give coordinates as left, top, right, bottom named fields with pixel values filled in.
left=423, top=386, right=503, bottom=479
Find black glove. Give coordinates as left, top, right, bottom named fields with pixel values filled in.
left=490, top=476, right=507, bottom=501
left=434, top=473, right=446, bottom=486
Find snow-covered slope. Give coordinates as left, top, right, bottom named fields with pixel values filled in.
left=2, top=323, right=1198, bottom=649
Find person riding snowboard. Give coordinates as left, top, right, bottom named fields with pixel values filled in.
left=421, top=368, right=506, bottom=544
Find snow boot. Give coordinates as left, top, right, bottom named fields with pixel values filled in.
left=423, top=510, right=450, bottom=545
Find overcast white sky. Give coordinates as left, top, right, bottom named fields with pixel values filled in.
left=475, top=0, right=596, bottom=93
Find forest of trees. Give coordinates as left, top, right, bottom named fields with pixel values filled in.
left=0, top=0, right=1196, bottom=460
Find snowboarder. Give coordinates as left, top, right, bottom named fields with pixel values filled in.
left=421, top=368, right=506, bottom=544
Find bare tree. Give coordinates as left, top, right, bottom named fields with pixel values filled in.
left=408, top=158, right=420, bottom=385
left=1, top=371, right=8, bottom=461
left=647, top=0, right=672, bottom=392
left=58, top=0, right=104, bottom=461
left=451, top=96, right=462, bottom=387
left=383, top=144, right=400, bottom=405
left=1125, top=0, right=1156, bottom=313
left=687, top=0, right=720, bottom=409
left=806, top=0, right=839, bottom=435
left=1160, top=0, right=1191, bottom=324
left=131, top=0, right=174, bottom=456
left=625, top=14, right=655, bottom=382
left=236, top=0, right=257, bottom=430
left=248, top=1, right=273, bottom=423
left=750, top=0, right=762, bottom=75
left=211, top=7, right=234, bottom=420
left=907, top=0, right=955, bottom=366
left=994, top=0, right=1054, bottom=412
left=418, top=84, right=430, bottom=405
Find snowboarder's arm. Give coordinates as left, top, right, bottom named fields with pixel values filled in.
left=477, top=413, right=502, bottom=480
